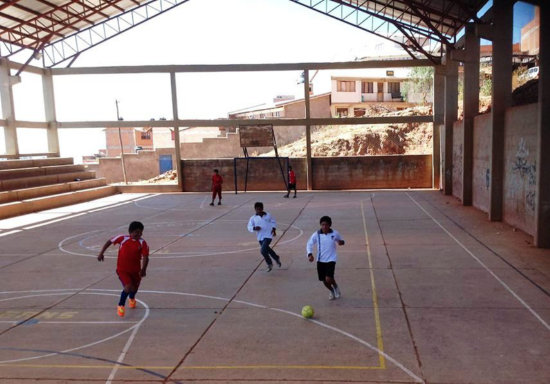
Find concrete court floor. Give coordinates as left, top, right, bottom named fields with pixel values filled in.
left=0, top=190, right=548, bottom=384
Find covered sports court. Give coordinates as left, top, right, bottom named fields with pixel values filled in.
left=0, top=190, right=548, bottom=383
left=1, top=0, right=549, bottom=382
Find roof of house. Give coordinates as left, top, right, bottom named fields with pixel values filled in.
left=229, top=92, right=331, bottom=115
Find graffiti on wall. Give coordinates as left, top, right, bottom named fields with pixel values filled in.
left=512, top=138, right=537, bottom=212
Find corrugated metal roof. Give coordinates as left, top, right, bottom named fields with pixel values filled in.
left=1, top=0, right=492, bottom=66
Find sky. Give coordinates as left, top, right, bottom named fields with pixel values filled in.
left=0, top=0, right=538, bottom=161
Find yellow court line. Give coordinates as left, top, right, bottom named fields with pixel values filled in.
left=0, top=363, right=384, bottom=370
left=361, top=200, right=386, bottom=369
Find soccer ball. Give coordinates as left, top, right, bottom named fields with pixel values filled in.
left=301, top=305, right=314, bottom=319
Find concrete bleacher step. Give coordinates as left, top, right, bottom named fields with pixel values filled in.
left=0, top=157, right=74, bottom=170
left=0, top=164, right=87, bottom=180
left=0, top=170, right=97, bottom=191
left=0, top=178, right=108, bottom=205
left=0, top=185, right=118, bottom=220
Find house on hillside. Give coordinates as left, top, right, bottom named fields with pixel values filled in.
left=330, top=68, right=416, bottom=117
left=105, top=127, right=154, bottom=157
left=228, top=93, right=332, bottom=146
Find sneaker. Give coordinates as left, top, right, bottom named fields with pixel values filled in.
left=333, top=286, right=341, bottom=299
left=218, top=201, right=221, bottom=205
left=117, top=305, right=125, bottom=317
left=209, top=202, right=214, bottom=206
left=266, top=264, right=273, bottom=272
left=283, top=195, right=289, bottom=198
left=276, top=259, right=282, bottom=268
left=293, top=195, right=297, bottom=198
left=128, top=298, right=136, bottom=309
left=328, top=291, right=335, bottom=300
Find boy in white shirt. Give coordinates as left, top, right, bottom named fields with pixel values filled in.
left=247, top=202, right=282, bottom=272
left=307, top=216, right=345, bottom=300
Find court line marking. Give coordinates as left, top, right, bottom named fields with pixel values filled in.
left=0, top=288, right=422, bottom=382
left=407, top=192, right=550, bottom=331
left=0, top=291, right=150, bottom=364
left=361, top=200, right=386, bottom=369
left=58, top=221, right=304, bottom=259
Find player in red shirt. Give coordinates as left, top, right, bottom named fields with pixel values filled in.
left=284, top=165, right=297, bottom=198
left=98, top=221, right=149, bottom=317
left=210, top=169, right=223, bottom=206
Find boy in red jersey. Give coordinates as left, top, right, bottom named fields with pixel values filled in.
left=210, top=169, right=223, bottom=206
left=284, top=165, right=297, bottom=198
left=98, top=221, right=149, bottom=317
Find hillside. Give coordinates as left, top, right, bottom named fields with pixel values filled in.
left=264, top=105, right=433, bottom=157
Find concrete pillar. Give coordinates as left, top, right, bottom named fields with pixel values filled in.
left=170, top=72, right=184, bottom=192
left=304, top=70, right=313, bottom=190
left=42, top=69, right=60, bottom=156
left=462, top=23, right=480, bottom=206
left=443, top=58, right=458, bottom=195
left=489, top=0, right=513, bottom=221
left=0, top=58, right=18, bottom=157
left=433, top=65, right=445, bottom=189
left=536, top=2, right=550, bottom=247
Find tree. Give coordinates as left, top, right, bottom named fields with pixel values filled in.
left=402, top=67, right=434, bottom=104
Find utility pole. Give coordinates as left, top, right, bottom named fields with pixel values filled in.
left=115, top=100, right=128, bottom=184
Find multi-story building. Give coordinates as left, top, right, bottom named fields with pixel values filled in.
left=330, top=68, right=415, bottom=117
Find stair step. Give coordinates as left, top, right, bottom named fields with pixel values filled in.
left=0, top=186, right=118, bottom=220
left=0, top=157, right=74, bottom=170
left=0, top=178, right=107, bottom=204
left=0, top=171, right=97, bottom=191
left=0, top=164, right=86, bottom=179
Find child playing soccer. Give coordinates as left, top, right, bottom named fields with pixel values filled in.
left=247, top=202, right=282, bottom=272
left=98, top=221, right=149, bottom=317
left=306, top=216, right=345, bottom=300
left=210, top=169, right=223, bottom=206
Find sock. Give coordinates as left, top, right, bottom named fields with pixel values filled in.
left=119, top=291, right=129, bottom=306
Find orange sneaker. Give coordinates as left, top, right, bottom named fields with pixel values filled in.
left=117, top=305, right=125, bottom=317
left=128, top=298, right=136, bottom=309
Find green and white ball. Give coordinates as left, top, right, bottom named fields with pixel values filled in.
left=301, top=305, right=314, bottom=319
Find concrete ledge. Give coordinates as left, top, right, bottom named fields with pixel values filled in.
left=0, top=186, right=118, bottom=220
left=0, top=164, right=86, bottom=179
left=0, top=178, right=107, bottom=204
left=115, top=184, right=181, bottom=193
left=0, top=157, right=74, bottom=170
left=1, top=171, right=96, bottom=191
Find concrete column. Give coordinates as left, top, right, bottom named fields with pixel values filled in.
left=170, top=72, right=184, bottom=192
left=536, top=2, right=550, bottom=248
left=304, top=70, right=313, bottom=190
left=42, top=69, right=60, bottom=156
left=443, top=58, right=458, bottom=195
left=462, top=23, right=480, bottom=206
left=489, top=0, right=513, bottom=221
left=0, top=58, right=18, bottom=157
left=433, top=65, right=445, bottom=189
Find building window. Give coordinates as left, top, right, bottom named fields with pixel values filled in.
left=361, top=81, right=374, bottom=93
left=337, top=81, right=355, bottom=92
left=141, top=131, right=151, bottom=140
left=388, top=82, right=401, bottom=95
left=354, top=108, right=366, bottom=117
left=336, top=108, right=349, bottom=117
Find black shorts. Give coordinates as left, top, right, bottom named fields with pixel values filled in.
left=288, top=183, right=296, bottom=189
left=317, top=261, right=336, bottom=281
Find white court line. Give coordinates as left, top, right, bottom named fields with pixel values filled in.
left=0, top=288, right=423, bottom=383
left=407, top=193, right=550, bottom=331
left=199, top=195, right=208, bottom=209
left=0, top=230, right=22, bottom=238
left=0, top=291, right=150, bottom=364
left=58, top=221, right=304, bottom=259
left=0, top=321, right=137, bottom=324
